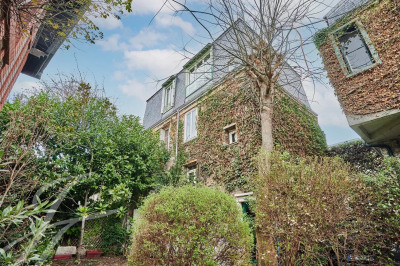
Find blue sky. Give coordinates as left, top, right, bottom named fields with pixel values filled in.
left=13, top=0, right=359, bottom=146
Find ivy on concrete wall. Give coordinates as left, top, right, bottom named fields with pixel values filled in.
left=272, top=90, right=327, bottom=156
left=181, top=77, right=261, bottom=193
left=316, top=0, right=400, bottom=115
left=157, top=74, right=327, bottom=192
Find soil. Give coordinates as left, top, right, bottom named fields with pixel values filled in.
left=51, top=256, right=127, bottom=266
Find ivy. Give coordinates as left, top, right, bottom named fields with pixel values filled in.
left=313, top=0, right=383, bottom=50
left=272, top=91, right=327, bottom=156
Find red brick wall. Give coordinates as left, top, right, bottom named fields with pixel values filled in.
left=0, top=2, right=39, bottom=110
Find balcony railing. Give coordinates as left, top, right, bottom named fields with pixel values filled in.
left=186, top=66, right=213, bottom=97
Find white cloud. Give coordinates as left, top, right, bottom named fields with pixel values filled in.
left=123, top=49, right=187, bottom=78
left=132, top=0, right=180, bottom=15
left=12, top=80, right=43, bottom=94
left=155, top=14, right=196, bottom=35
left=129, top=29, right=168, bottom=49
left=98, top=29, right=168, bottom=51
left=118, top=78, right=159, bottom=100
left=90, top=15, right=123, bottom=30
left=97, top=34, right=123, bottom=51
left=303, top=79, right=349, bottom=128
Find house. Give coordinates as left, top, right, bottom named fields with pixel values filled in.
left=0, top=1, right=81, bottom=110
left=143, top=22, right=326, bottom=195
left=315, top=0, right=400, bottom=156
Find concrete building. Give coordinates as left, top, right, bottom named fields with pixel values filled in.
left=316, top=0, right=400, bottom=155
left=143, top=22, right=326, bottom=194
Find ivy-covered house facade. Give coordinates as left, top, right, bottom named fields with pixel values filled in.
left=315, top=0, right=400, bottom=155
left=143, top=24, right=326, bottom=195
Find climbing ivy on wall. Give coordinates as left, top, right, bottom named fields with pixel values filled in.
left=180, top=78, right=262, bottom=193
left=313, top=0, right=382, bottom=49
left=272, top=90, right=327, bottom=156
left=168, top=76, right=326, bottom=192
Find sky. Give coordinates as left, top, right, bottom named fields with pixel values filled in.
left=12, top=0, right=359, bottom=146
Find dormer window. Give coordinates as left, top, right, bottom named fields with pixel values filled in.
left=162, top=78, right=176, bottom=113
left=186, top=47, right=213, bottom=97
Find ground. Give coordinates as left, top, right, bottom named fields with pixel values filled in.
left=52, top=256, right=127, bottom=266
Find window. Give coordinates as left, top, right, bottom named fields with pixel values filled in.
left=224, top=123, right=238, bottom=144
left=331, top=20, right=381, bottom=76
left=162, top=79, right=175, bottom=113
left=186, top=165, right=197, bottom=184
left=159, top=127, right=170, bottom=150
left=184, top=108, right=197, bottom=141
left=229, top=131, right=237, bottom=144
left=186, top=51, right=212, bottom=96
left=164, top=128, right=170, bottom=150
left=338, top=25, right=375, bottom=73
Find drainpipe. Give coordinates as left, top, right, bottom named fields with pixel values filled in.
left=365, top=143, right=394, bottom=157
left=175, top=110, right=180, bottom=160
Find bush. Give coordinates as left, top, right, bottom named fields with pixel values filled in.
left=128, top=185, right=253, bottom=265
left=327, top=140, right=384, bottom=174
left=100, top=217, right=128, bottom=255
left=361, top=156, right=400, bottom=261
left=255, top=151, right=364, bottom=265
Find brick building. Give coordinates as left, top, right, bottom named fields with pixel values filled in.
left=316, top=0, right=400, bottom=155
left=0, top=1, right=77, bottom=110
left=143, top=23, right=326, bottom=195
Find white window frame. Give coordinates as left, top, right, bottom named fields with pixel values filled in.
left=186, top=167, right=197, bottom=184
left=184, top=108, right=198, bottom=142
left=161, top=79, right=176, bottom=113
left=229, top=130, right=237, bottom=144
left=165, top=128, right=170, bottom=150
left=186, top=52, right=212, bottom=85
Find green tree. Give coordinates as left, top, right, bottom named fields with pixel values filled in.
left=3, top=0, right=133, bottom=45
left=0, top=76, right=169, bottom=263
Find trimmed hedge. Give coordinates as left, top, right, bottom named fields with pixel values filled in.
left=129, top=185, right=253, bottom=265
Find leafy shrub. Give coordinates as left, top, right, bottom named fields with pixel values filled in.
left=255, top=151, right=365, bottom=265
left=128, top=185, right=253, bottom=265
left=327, top=140, right=384, bottom=174
left=361, top=157, right=400, bottom=260
left=100, top=217, right=128, bottom=255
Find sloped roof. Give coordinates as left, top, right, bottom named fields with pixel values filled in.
left=324, top=0, right=373, bottom=25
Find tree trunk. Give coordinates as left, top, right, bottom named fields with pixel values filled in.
left=77, top=190, right=89, bottom=262
left=256, top=91, right=279, bottom=266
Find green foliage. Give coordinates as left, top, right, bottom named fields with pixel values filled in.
left=82, top=216, right=127, bottom=254
left=100, top=217, right=128, bottom=255
left=327, top=140, right=384, bottom=174
left=0, top=76, right=169, bottom=263
left=10, top=0, right=134, bottom=46
left=129, top=185, right=253, bottom=265
left=361, top=157, right=400, bottom=259
left=273, top=93, right=327, bottom=156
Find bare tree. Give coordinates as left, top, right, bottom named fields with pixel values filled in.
left=156, top=0, right=335, bottom=264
